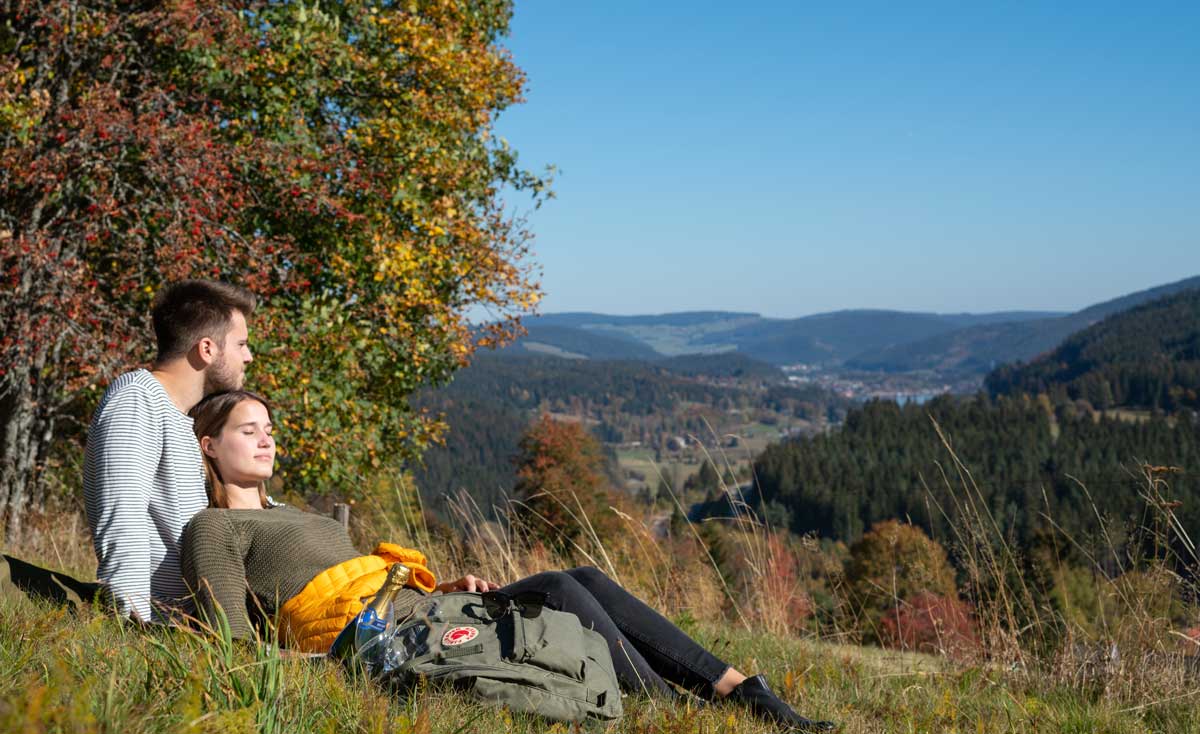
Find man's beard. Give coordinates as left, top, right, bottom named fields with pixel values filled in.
left=203, top=354, right=243, bottom=394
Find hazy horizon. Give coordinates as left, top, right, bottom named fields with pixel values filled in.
left=524, top=271, right=1195, bottom=321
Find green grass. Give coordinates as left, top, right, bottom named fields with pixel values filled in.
left=2, top=593, right=1192, bottom=733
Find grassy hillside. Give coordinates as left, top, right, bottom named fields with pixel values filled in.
left=529, top=312, right=760, bottom=356
left=507, top=324, right=663, bottom=360
left=3, top=498, right=1197, bottom=734
left=5, top=594, right=1180, bottom=734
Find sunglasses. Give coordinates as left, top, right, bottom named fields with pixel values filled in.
left=480, top=590, right=549, bottom=620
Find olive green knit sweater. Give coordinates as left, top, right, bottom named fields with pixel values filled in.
left=180, top=505, right=424, bottom=641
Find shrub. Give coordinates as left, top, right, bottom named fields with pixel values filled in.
left=880, top=591, right=980, bottom=660
left=844, top=520, right=957, bottom=642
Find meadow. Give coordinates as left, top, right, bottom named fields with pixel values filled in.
left=4, top=592, right=1174, bottom=734
left=4, top=452, right=1199, bottom=734
left=614, top=418, right=786, bottom=498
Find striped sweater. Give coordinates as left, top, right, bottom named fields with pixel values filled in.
left=83, top=369, right=208, bottom=621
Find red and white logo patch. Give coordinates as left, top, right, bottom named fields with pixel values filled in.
left=442, top=626, right=479, bottom=646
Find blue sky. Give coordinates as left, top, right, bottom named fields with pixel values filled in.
left=495, top=1, right=1200, bottom=318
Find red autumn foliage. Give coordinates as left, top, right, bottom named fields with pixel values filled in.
left=755, top=532, right=816, bottom=634
left=880, top=591, right=981, bottom=660
left=512, top=415, right=617, bottom=552
left=1180, top=626, right=1200, bottom=655
left=2, top=0, right=546, bottom=537
left=1, top=1, right=299, bottom=536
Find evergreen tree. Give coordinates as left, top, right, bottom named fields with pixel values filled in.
left=685, top=459, right=722, bottom=498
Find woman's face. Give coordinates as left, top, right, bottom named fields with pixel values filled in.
left=201, top=399, right=275, bottom=485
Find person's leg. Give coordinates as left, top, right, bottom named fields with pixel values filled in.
left=499, top=571, right=677, bottom=697
left=1, top=554, right=102, bottom=610
left=562, top=566, right=730, bottom=696
left=562, top=567, right=836, bottom=732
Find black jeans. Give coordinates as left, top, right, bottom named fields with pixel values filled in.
left=500, top=566, right=729, bottom=698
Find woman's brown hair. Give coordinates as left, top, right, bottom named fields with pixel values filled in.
left=189, top=390, right=273, bottom=509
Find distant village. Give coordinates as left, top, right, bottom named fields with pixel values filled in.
left=781, top=363, right=976, bottom=404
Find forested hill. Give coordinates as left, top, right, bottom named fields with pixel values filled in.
left=848, top=275, right=1200, bottom=375
left=753, top=395, right=1200, bottom=551
left=985, top=287, right=1200, bottom=411
left=411, top=354, right=846, bottom=517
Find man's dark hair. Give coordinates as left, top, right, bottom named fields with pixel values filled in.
left=151, top=280, right=257, bottom=362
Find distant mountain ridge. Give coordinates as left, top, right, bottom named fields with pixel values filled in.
left=533, top=311, right=760, bottom=328
left=507, top=308, right=1070, bottom=367
left=499, top=275, right=1200, bottom=378
left=697, top=309, right=1067, bottom=365
left=511, top=309, right=1067, bottom=365
left=848, top=275, right=1200, bottom=375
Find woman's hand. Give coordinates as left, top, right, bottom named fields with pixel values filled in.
left=436, top=574, right=499, bottom=593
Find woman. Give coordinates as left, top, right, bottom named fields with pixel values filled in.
left=181, top=390, right=835, bottom=732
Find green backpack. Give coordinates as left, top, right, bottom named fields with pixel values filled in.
left=372, top=591, right=624, bottom=723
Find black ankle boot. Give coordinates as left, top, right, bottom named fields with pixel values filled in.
left=728, top=674, right=837, bottom=732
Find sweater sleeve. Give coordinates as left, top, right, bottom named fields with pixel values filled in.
left=181, top=511, right=253, bottom=640
left=83, top=384, right=162, bottom=621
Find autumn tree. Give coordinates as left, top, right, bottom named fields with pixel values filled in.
left=0, top=0, right=547, bottom=537
left=512, top=414, right=615, bottom=552
left=844, top=520, right=958, bottom=641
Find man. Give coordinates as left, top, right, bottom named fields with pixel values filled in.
left=83, top=279, right=255, bottom=621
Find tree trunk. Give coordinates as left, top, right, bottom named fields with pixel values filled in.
left=27, top=408, right=57, bottom=515
left=26, top=337, right=65, bottom=515
left=1, top=334, right=58, bottom=542
left=1, top=363, right=37, bottom=542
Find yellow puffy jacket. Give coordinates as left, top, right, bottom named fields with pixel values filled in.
left=278, top=543, right=436, bottom=653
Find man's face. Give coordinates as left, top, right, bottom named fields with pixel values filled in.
left=203, top=310, right=252, bottom=394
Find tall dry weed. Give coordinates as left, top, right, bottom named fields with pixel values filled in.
left=928, top=417, right=1200, bottom=707
left=10, top=413, right=1199, bottom=719
left=1, top=506, right=95, bottom=578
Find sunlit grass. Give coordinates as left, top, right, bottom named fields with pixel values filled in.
left=2, top=589, right=1191, bottom=733
left=4, top=441, right=1198, bottom=732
